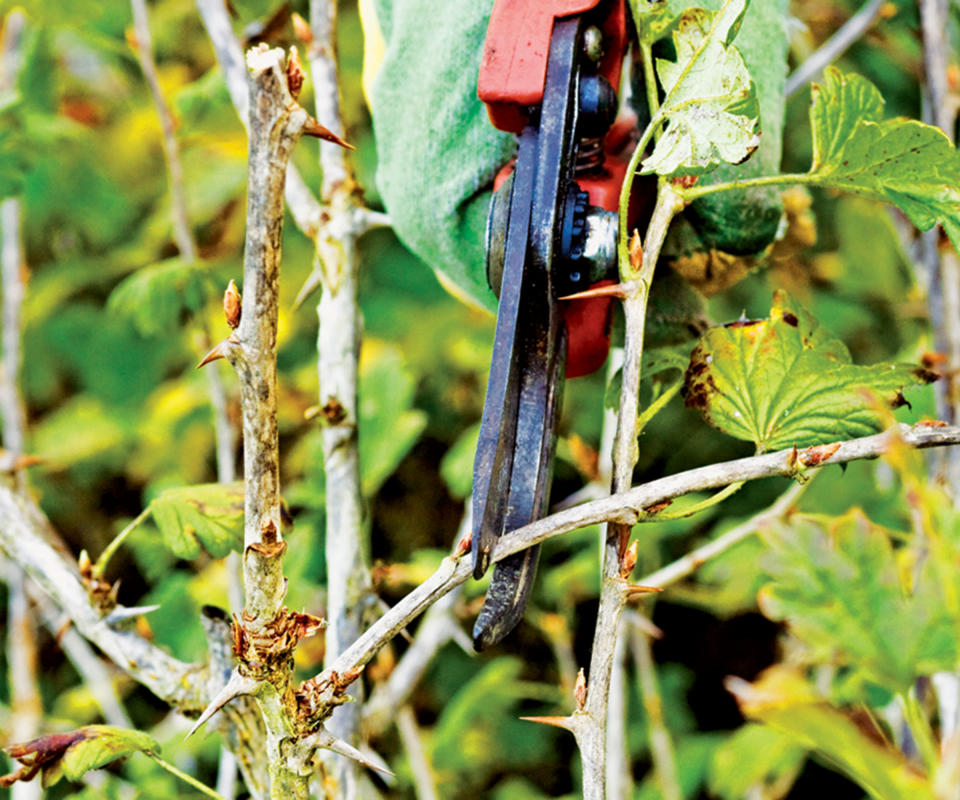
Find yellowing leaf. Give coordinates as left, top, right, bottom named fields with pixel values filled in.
left=758, top=512, right=959, bottom=692
left=641, top=0, right=760, bottom=176
left=682, top=290, right=934, bottom=451
left=729, top=667, right=936, bottom=800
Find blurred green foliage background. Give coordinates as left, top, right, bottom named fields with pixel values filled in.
left=0, top=0, right=956, bottom=797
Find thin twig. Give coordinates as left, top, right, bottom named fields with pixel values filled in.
left=304, top=424, right=960, bottom=727
left=4, top=568, right=42, bottom=800
left=396, top=706, right=439, bottom=800
left=637, top=478, right=809, bottom=591
left=129, top=0, right=196, bottom=262
left=307, top=2, right=371, bottom=795
left=0, top=487, right=204, bottom=708
left=917, top=0, right=960, bottom=494
left=1, top=20, right=42, bottom=798
left=630, top=617, right=682, bottom=800
left=129, top=15, right=242, bottom=790
left=917, top=0, right=960, bottom=780
left=785, top=0, right=886, bottom=98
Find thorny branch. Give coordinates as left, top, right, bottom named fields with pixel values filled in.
left=297, top=424, right=960, bottom=718
left=575, top=182, right=685, bottom=800
left=0, top=486, right=204, bottom=708
left=196, top=45, right=317, bottom=800
left=304, top=2, right=371, bottom=795
left=194, top=0, right=388, bottom=243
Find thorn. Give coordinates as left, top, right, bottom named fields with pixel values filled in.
left=574, top=668, right=587, bottom=710
left=294, top=269, right=324, bottom=309
left=558, top=283, right=630, bottom=301
left=619, top=540, right=638, bottom=580
left=291, top=12, right=313, bottom=45
left=629, top=229, right=643, bottom=271
left=185, top=671, right=258, bottom=739
left=103, top=604, right=161, bottom=625
left=224, top=280, right=242, bottom=329
left=196, top=338, right=235, bottom=369
left=624, top=584, right=662, bottom=600
left=0, top=450, right=46, bottom=472
left=519, top=715, right=575, bottom=731
left=286, top=46, right=304, bottom=100
left=313, top=727, right=395, bottom=775
left=302, top=118, right=355, bottom=150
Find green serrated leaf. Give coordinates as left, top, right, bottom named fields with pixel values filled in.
left=758, top=512, right=959, bottom=692
left=107, top=258, right=217, bottom=337
left=730, top=667, right=936, bottom=800
left=60, top=726, right=159, bottom=783
left=807, top=68, right=960, bottom=237
left=148, top=482, right=244, bottom=559
left=683, top=290, right=933, bottom=451
left=641, top=0, right=759, bottom=176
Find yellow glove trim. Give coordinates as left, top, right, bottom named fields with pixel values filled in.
left=358, top=0, right=386, bottom=108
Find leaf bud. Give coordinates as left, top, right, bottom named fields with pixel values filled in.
left=224, top=280, right=242, bottom=329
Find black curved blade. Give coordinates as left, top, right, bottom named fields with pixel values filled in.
left=471, top=17, right=582, bottom=647
left=473, top=323, right=566, bottom=650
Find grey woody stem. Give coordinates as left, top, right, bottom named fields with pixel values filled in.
left=218, top=45, right=310, bottom=800
left=0, top=486, right=204, bottom=708
left=578, top=183, right=685, bottom=800
left=308, top=2, right=371, bottom=796
left=194, top=0, right=324, bottom=236
left=1, top=20, right=45, bottom=800
left=308, top=424, right=960, bottom=712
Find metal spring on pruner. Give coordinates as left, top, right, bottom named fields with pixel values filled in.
left=575, top=136, right=604, bottom=173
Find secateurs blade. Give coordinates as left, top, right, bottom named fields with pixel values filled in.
left=471, top=0, right=632, bottom=649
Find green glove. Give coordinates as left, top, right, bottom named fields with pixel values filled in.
left=365, top=0, right=789, bottom=308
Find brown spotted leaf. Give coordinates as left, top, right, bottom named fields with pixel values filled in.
left=683, top=290, right=934, bottom=451
left=3, top=726, right=158, bottom=788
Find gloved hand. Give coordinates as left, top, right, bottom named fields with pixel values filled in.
left=362, top=0, right=790, bottom=314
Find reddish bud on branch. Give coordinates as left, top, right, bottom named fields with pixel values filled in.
left=574, top=668, right=587, bottom=710
left=224, top=279, right=242, bottom=328
left=286, top=46, right=304, bottom=100
left=629, top=229, right=643, bottom=272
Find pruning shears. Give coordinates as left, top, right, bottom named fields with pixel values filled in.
left=471, top=0, right=638, bottom=649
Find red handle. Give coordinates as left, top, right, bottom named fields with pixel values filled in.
left=478, top=0, right=627, bottom=133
